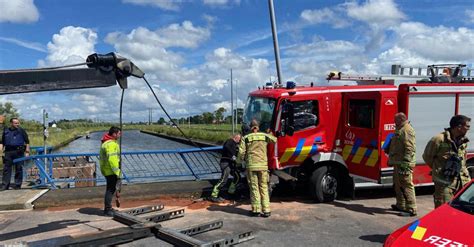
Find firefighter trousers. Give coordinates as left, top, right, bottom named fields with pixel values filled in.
left=247, top=170, right=270, bottom=213
left=211, top=166, right=241, bottom=198
left=393, top=166, right=417, bottom=214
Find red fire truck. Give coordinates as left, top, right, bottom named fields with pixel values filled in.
left=242, top=64, right=474, bottom=202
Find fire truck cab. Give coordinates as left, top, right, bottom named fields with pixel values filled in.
left=242, top=64, right=474, bottom=202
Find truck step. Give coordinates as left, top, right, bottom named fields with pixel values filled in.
left=273, top=170, right=297, bottom=181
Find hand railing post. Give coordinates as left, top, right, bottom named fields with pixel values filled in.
left=178, top=152, right=200, bottom=180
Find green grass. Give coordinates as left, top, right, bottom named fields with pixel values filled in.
left=28, top=126, right=108, bottom=148
left=136, top=124, right=241, bottom=144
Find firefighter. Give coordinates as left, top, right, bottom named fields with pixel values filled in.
left=423, top=115, right=471, bottom=208
left=238, top=120, right=276, bottom=217
left=384, top=112, right=417, bottom=216
left=209, top=134, right=242, bottom=202
left=99, top=126, right=122, bottom=216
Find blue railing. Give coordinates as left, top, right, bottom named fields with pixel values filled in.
left=14, top=146, right=222, bottom=189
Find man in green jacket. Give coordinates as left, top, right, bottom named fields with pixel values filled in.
left=238, top=120, right=276, bottom=217
left=423, top=115, right=471, bottom=208
left=100, top=126, right=122, bottom=216
left=385, top=113, right=417, bottom=216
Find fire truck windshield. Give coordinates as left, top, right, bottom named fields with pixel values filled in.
left=242, top=96, right=276, bottom=134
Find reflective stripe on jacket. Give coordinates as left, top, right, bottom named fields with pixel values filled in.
left=100, top=140, right=121, bottom=176
left=238, top=132, right=276, bottom=171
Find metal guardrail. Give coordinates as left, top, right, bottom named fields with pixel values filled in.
left=13, top=147, right=222, bottom=189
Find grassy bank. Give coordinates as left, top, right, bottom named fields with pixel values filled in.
left=28, top=126, right=108, bottom=148
left=136, top=124, right=241, bottom=144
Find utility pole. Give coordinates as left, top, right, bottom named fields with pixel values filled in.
left=268, top=0, right=283, bottom=85
left=230, top=69, right=234, bottom=134
left=234, top=79, right=238, bottom=129
left=148, top=108, right=156, bottom=125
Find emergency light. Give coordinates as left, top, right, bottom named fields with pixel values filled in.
left=286, top=81, right=296, bottom=89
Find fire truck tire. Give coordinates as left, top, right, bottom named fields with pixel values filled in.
left=310, top=166, right=338, bottom=203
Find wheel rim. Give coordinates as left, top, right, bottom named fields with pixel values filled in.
left=321, top=174, right=337, bottom=195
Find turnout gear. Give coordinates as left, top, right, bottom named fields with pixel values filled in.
left=238, top=129, right=276, bottom=215
left=237, top=132, right=276, bottom=171
left=387, top=122, right=417, bottom=215
left=423, top=129, right=470, bottom=208
left=210, top=137, right=242, bottom=201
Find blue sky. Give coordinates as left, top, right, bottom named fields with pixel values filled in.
left=0, top=0, right=473, bottom=122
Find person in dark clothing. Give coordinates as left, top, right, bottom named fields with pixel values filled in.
left=1, top=117, right=30, bottom=190
left=209, top=134, right=242, bottom=202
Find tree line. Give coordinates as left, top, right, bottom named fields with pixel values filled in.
left=162, top=107, right=244, bottom=125
left=0, top=102, right=244, bottom=129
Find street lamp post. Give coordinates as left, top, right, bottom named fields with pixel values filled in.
left=230, top=69, right=234, bottom=134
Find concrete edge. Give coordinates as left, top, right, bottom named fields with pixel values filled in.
left=0, top=208, right=34, bottom=214
left=26, top=189, right=50, bottom=209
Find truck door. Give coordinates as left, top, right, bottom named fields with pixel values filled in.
left=277, top=98, right=325, bottom=169
left=341, top=92, right=382, bottom=182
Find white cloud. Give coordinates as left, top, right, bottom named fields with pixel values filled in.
left=343, top=0, right=406, bottom=52
left=0, top=0, right=39, bottom=23
left=207, top=79, right=227, bottom=90
left=286, top=40, right=361, bottom=58
left=346, top=0, right=406, bottom=28
left=38, top=26, right=97, bottom=67
left=0, top=37, right=46, bottom=52
left=202, top=14, right=218, bottom=26
left=300, top=8, right=349, bottom=28
left=105, top=22, right=211, bottom=86
left=202, top=0, right=240, bottom=7
left=466, top=10, right=474, bottom=24
left=393, top=22, right=474, bottom=62
left=122, top=0, right=182, bottom=11
left=106, top=21, right=210, bottom=50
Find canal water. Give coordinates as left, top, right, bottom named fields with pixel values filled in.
left=55, top=130, right=194, bottom=153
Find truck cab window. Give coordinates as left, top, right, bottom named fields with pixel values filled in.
left=348, top=100, right=375, bottom=128
left=243, top=96, right=276, bottom=132
left=293, top=100, right=319, bottom=131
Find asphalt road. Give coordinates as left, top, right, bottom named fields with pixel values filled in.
left=0, top=187, right=436, bottom=247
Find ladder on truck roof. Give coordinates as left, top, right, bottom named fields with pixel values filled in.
left=327, top=64, right=474, bottom=85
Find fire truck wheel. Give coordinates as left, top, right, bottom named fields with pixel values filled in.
left=310, top=166, right=338, bottom=203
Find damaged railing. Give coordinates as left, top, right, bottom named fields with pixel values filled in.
left=13, top=147, right=222, bottom=189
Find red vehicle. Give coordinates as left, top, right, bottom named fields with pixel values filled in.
left=384, top=179, right=474, bottom=247
left=241, top=64, right=474, bottom=202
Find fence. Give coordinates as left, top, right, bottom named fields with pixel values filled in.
left=13, top=146, right=223, bottom=189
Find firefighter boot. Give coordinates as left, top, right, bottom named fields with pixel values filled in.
left=228, top=182, right=237, bottom=195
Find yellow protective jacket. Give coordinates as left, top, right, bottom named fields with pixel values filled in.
left=387, top=122, right=416, bottom=169
left=422, top=129, right=470, bottom=188
left=100, top=140, right=121, bottom=177
left=238, top=132, right=276, bottom=171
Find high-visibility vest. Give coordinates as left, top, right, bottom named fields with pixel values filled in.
left=99, top=140, right=121, bottom=176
